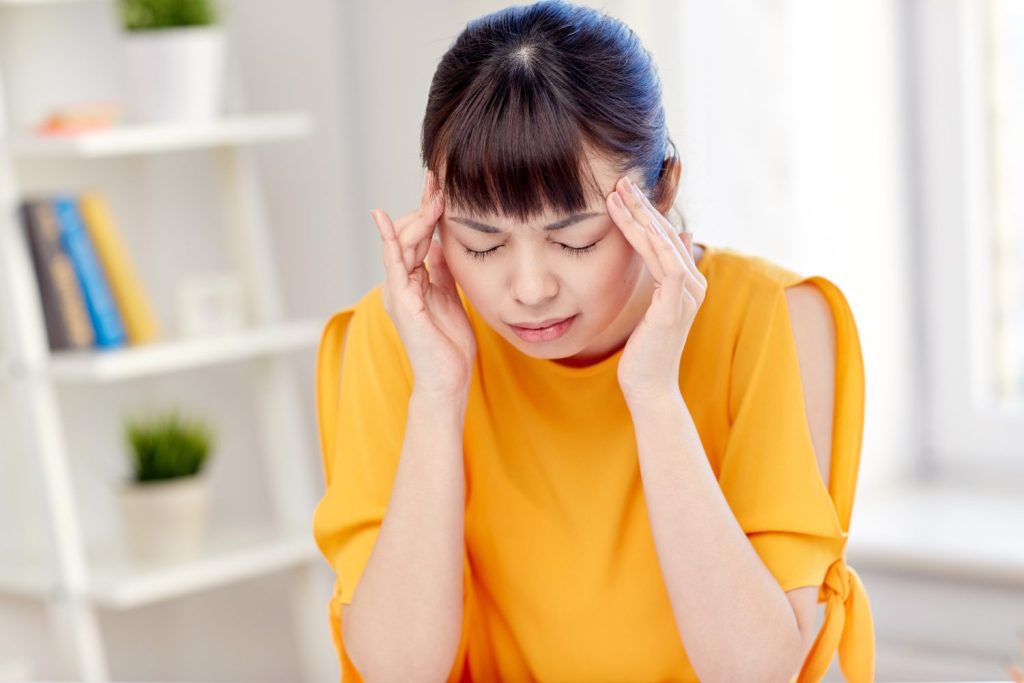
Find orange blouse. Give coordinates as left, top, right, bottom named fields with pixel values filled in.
left=313, top=242, right=875, bottom=681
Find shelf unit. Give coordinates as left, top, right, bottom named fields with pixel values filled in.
left=8, top=111, right=312, bottom=158
left=0, top=4, right=330, bottom=682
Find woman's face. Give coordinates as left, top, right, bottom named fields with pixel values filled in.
left=437, top=157, right=655, bottom=365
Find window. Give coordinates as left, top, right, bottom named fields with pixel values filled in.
left=990, top=0, right=1024, bottom=404
left=913, top=0, right=1024, bottom=482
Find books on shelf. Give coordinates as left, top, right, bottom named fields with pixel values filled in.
left=20, top=200, right=94, bottom=351
left=20, top=191, right=162, bottom=352
left=78, top=192, right=160, bottom=345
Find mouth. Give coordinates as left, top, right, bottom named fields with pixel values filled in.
left=508, top=315, right=577, bottom=342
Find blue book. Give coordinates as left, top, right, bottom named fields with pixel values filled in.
left=52, top=196, right=126, bottom=349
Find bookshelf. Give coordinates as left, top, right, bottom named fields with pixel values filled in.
left=9, top=111, right=312, bottom=158
left=0, top=3, right=331, bottom=682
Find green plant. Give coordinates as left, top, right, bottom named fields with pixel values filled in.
left=119, top=0, right=218, bottom=31
left=124, top=409, right=214, bottom=483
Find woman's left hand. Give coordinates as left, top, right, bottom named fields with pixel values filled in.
left=606, top=175, right=707, bottom=402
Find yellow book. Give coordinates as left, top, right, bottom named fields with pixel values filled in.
left=78, top=191, right=161, bottom=345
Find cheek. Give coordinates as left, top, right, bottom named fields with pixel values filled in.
left=440, top=240, right=492, bottom=303
left=581, top=239, right=643, bottom=301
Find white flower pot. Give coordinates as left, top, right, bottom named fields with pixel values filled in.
left=119, top=476, right=210, bottom=564
left=120, top=26, right=227, bottom=123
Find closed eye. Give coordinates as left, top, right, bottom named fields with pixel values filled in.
left=463, top=241, right=599, bottom=261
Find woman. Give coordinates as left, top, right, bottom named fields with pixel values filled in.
left=313, top=2, right=875, bottom=681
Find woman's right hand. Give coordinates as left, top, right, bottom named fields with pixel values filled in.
left=371, top=171, right=477, bottom=397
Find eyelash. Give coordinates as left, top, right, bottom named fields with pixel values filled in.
left=463, top=242, right=598, bottom=261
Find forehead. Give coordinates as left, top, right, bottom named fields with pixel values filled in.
left=441, top=152, right=629, bottom=227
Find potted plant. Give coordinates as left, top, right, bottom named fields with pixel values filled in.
left=117, top=0, right=227, bottom=123
left=119, top=408, right=215, bottom=564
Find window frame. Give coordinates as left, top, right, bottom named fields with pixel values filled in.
left=911, top=0, right=1024, bottom=483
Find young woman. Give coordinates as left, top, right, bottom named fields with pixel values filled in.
left=313, top=2, right=875, bottom=681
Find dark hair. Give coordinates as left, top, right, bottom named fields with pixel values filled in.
left=421, top=0, right=679, bottom=223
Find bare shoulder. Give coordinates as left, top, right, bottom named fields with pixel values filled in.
left=783, top=282, right=836, bottom=488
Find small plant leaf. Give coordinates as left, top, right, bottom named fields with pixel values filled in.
left=124, top=408, right=214, bottom=483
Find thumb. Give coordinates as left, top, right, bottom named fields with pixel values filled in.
left=426, top=239, right=457, bottom=293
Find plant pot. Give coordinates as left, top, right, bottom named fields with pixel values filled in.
left=119, top=475, right=210, bottom=564
left=120, top=25, right=227, bottom=123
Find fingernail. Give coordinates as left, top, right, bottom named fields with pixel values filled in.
left=610, top=192, right=624, bottom=209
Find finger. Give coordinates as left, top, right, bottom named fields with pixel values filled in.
left=399, top=171, right=441, bottom=232
left=371, top=209, right=410, bottom=291
left=646, top=216, right=709, bottom=308
left=607, top=188, right=665, bottom=282
left=630, top=180, right=704, bottom=286
left=628, top=178, right=705, bottom=287
left=650, top=245, right=692, bottom=321
left=397, top=186, right=444, bottom=272
left=681, top=230, right=693, bottom=259
left=618, top=176, right=685, bottom=280
left=393, top=170, right=440, bottom=249
left=426, top=239, right=457, bottom=294
left=644, top=215, right=691, bottom=291
left=420, top=169, right=433, bottom=206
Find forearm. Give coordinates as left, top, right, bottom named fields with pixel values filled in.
left=627, top=389, right=803, bottom=682
left=344, top=387, right=467, bottom=682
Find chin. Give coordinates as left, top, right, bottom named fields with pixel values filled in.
left=501, top=331, right=579, bottom=359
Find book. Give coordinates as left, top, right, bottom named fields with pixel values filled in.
left=78, top=190, right=161, bottom=345
left=52, top=196, right=126, bottom=349
left=20, top=199, right=94, bottom=351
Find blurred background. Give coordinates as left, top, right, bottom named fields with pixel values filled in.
left=0, top=0, right=1022, bottom=681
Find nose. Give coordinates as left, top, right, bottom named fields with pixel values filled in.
left=510, top=252, right=559, bottom=306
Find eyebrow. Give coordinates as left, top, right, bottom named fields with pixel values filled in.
left=448, top=212, right=601, bottom=234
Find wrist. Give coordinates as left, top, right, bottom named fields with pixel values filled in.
left=411, top=384, right=469, bottom=411
left=621, top=383, right=682, bottom=409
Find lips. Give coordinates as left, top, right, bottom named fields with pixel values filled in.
left=509, top=316, right=573, bottom=330
left=508, top=314, right=578, bottom=343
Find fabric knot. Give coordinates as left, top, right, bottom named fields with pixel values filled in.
left=823, top=557, right=852, bottom=601
left=796, top=558, right=875, bottom=683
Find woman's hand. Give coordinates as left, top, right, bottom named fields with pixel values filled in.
left=606, top=175, right=707, bottom=402
left=371, top=171, right=477, bottom=397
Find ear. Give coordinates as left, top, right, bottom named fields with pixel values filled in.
left=654, top=155, right=682, bottom=216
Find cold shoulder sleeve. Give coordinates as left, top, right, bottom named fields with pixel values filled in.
left=313, top=287, right=413, bottom=606
left=716, top=275, right=875, bottom=683
left=312, top=286, right=475, bottom=683
left=311, top=287, right=413, bottom=679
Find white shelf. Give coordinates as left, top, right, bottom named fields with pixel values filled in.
left=0, top=527, right=320, bottom=610
left=0, top=0, right=106, bottom=5
left=42, top=317, right=323, bottom=382
left=8, top=112, right=312, bottom=159
left=0, top=4, right=330, bottom=676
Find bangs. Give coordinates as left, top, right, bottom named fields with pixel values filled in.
left=424, top=56, right=609, bottom=223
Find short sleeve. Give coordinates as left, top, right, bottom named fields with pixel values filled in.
left=717, top=279, right=848, bottom=593
left=311, top=286, right=476, bottom=683
left=312, top=286, right=413, bottom=606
